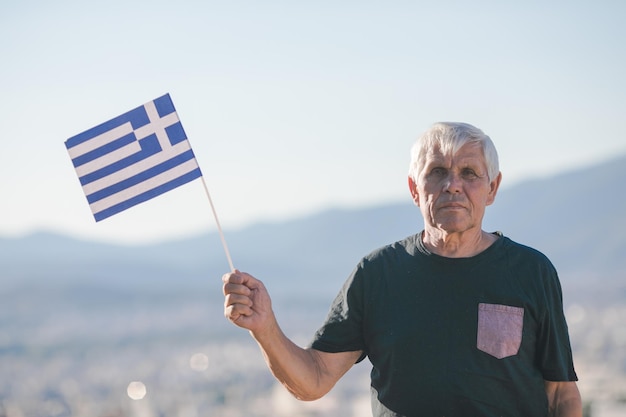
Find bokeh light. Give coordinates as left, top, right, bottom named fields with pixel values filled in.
left=127, top=381, right=147, bottom=400
left=189, top=353, right=209, bottom=372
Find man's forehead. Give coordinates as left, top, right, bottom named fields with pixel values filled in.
left=424, top=142, right=485, bottom=162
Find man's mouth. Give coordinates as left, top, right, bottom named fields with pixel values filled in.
left=438, top=203, right=466, bottom=210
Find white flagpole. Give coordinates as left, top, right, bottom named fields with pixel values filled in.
left=200, top=177, right=235, bottom=271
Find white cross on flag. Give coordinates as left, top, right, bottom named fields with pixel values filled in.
left=65, top=94, right=202, bottom=221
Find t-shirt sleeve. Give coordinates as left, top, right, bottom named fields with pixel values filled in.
left=536, top=261, right=578, bottom=382
left=309, top=263, right=367, bottom=359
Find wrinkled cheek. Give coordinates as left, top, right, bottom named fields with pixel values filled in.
left=423, top=204, right=437, bottom=225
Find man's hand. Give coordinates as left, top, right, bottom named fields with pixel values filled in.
left=222, top=270, right=275, bottom=334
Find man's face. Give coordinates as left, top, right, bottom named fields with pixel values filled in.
left=409, top=142, right=501, bottom=235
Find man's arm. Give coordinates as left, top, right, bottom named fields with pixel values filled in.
left=223, top=270, right=361, bottom=400
left=544, top=381, right=582, bottom=417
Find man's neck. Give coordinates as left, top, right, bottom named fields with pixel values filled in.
left=421, top=228, right=498, bottom=258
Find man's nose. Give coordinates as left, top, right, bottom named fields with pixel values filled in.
left=443, top=173, right=463, bottom=193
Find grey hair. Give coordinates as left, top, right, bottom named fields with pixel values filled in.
left=408, top=122, right=500, bottom=182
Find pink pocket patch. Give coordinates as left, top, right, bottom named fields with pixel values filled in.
left=476, top=303, right=524, bottom=359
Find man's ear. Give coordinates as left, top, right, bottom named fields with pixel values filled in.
left=408, top=176, right=420, bottom=206
left=486, top=171, right=503, bottom=206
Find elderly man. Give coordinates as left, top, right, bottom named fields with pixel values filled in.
left=223, top=122, right=581, bottom=416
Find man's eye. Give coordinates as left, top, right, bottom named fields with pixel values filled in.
left=462, top=169, right=478, bottom=178
left=431, top=167, right=447, bottom=176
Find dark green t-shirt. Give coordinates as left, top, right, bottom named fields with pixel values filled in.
left=310, top=233, right=578, bottom=417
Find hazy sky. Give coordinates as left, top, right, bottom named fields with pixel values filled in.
left=1, top=1, right=625, bottom=245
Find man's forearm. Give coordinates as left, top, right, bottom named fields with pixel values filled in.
left=251, top=321, right=332, bottom=401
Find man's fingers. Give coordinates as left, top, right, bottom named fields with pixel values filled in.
left=222, top=270, right=241, bottom=285
left=224, top=287, right=254, bottom=326
left=224, top=301, right=253, bottom=324
left=222, top=270, right=259, bottom=291
left=224, top=292, right=253, bottom=308
left=223, top=282, right=252, bottom=297
left=222, top=270, right=270, bottom=331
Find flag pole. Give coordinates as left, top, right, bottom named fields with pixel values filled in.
left=200, top=177, right=235, bottom=271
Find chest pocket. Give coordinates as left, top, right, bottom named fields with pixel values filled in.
left=476, top=303, right=524, bottom=359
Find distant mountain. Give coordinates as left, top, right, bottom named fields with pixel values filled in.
left=1, top=154, right=625, bottom=303
left=483, top=154, right=626, bottom=287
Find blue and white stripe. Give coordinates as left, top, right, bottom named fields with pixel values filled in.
left=65, top=94, right=202, bottom=222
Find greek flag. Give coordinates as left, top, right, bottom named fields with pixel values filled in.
left=65, top=94, right=202, bottom=222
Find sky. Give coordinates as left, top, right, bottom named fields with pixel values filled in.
left=1, top=0, right=625, bottom=245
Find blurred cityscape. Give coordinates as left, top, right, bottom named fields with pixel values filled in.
left=0, top=286, right=374, bottom=417
left=0, top=283, right=625, bottom=417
